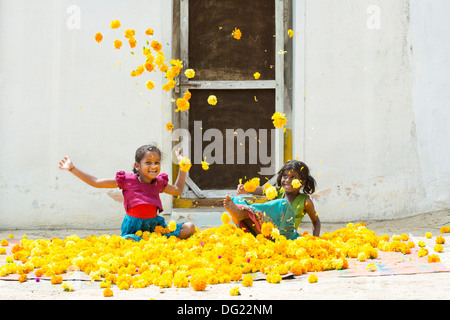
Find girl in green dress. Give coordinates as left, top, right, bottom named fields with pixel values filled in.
left=224, top=160, right=321, bottom=238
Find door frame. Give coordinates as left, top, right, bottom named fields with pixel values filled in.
left=172, top=0, right=293, bottom=206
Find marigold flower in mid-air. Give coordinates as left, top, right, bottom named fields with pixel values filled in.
left=176, top=98, right=190, bottom=112
left=253, top=72, right=261, bottom=80
left=221, top=212, right=231, bottom=225
left=261, top=222, right=274, bottom=238
left=207, top=95, right=218, bottom=106
left=232, top=28, right=242, bottom=40
left=124, top=29, right=135, bottom=39
left=114, top=39, right=122, bottom=50
left=265, top=186, right=278, bottom=200
left=110, top=20, right=121, bottom=29
left=128, top=37, right=137, bottom=49
left=95, top=32, right=103, bottom=43
left=146, top=80, right=155, bottom=90
left=166, top=122, right=174, bottom=131
left=168, top=221, right=177, bottom=232
left=151, top=40, right=162, bottom=51
left=272, top=112, right=287, bottom=129
left=292, top=179, right=301, bottom=189
left=288, top=29, right=294, bottom=38
left=244, top=177, right=260, bottom=193
left=184, top=69, right=195, bottom=79
left=201, top=161, right=209, bottom=171
left=178, top=157, right=192, bottom=172
left=145, top=28, right=154, bottom=36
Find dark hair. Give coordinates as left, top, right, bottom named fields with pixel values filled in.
left=133, top=144, right=162, bottom=174
left=276, top=160, right=316, bottom=194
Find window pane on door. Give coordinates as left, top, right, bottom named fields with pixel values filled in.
left=188, top=0, right=275, bottom=81
left=188, top=89, right=275, bottom=190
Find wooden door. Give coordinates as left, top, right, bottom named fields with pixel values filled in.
left=174, top=0, right=287, bottom=206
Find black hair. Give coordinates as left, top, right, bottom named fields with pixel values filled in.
left=276, top=160, right=316, bottom=194
left=133, top=144, right=162, bottom=175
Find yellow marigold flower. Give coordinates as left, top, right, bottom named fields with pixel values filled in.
left=425, top=232, right=432, bottom=238
left=366, top=263, right=377, bottom=272
left=428, top=254, right=440, bottom=263
left=261, top=222, right=274, bottom=238
left=440, top=226, right=450, bottom=233
left=266, top=272, right=282, bottom=284
left=417, top=241, right=426, bottom=247
left=292, top=179, right=301, bottom=189
left=151, top=40, right=162, bottom=51
left=95, top=32, right=103, bottom=43
left=288, top=29, right=294, bottom=38
left=207, top=95, right=218, bottom=106
left=229, top=286, right=241, bottom=296
left=434, top=244, right=443, bottom=253
left=62, top=282, right=74, bottom=292
left=265, top=186, right=278, bottom=200
left=168, top=221, right=177, bottom=232
left=176, top=98, right=190, bottom=112
left=436, top=235, right=445, bottom=244
left=272, top=112, right=287, bottom=129
left=166, top=122, right=174, bottom=131
left=7, top=234, right=14, bottom=239
left=178, top=157, right=192, bottom=172
left=418, top=248, right=428, bottom=257
left=162, top=80, right=175, bottom=92
left=0, top=247, right=6, bottom=255
left=232, top=28, right=242, bottom=40
left=114, top=39, right=122, bottom=50
left=221, top=212, right=231, bottom=225
left=146, top=80, right=155, bottom=90
left=1, top=239, right=8, bottom=246
left=110, top=20, right=121, bottom=29
left=241, top=274, right=253, bottom=287
left=184, top=69, right=195, bottom=79
left=244, top=177, right=260, bottom=193
left=308, top=274, right=318, bottom=283
left=124, top=29, right=135, bottom=39
left=103, top=288, right=114, bottom=297
left=253, top=72, right=261, bottom=80
left=190, top=274, right=207, bottom=291
left=201, top=161, right=209, bottom=170
left=145, top=28, right=154, bottom=36
left=357, top=252, right=366, bottom=262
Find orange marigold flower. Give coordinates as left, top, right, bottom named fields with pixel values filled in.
left=51, top=275, right=63, bottom=284
left=436, top=235, right=445, bottom=244
left=151, top=40, right=162, bottom=51
left=166, top=122, right=174, bottom=131
left=176, top=98, right=190, bottom=112
left=427, top=254, right=440, bottom=263
left=103, top=288, right=114, bottom=297
left=18, top=274, right=27, bottom=283
left=184, top=90, right=191, bottom=101
left=95, top=32, right=103, bottom=43
left=244, top=177, right=260, bottom=193
left=145, top=28, right=154, bottom=36
left=114, top=39, right=122, bottom=50
left=128, top=37, right=137, bottom=49
left=261, top=222, right=274, bottom=238
left=232, top=28, right=242, bottom=40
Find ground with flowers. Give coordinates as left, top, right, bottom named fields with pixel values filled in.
left=0, top=209, right=449, bottom=300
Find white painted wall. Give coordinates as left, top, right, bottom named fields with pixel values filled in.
left=0, top=0, right=174, bottom=229
left=1, top=0, right=449, bottom=229
left=293, top=0, right=449, bottom=222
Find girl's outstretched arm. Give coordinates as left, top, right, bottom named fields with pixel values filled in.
left=58, top=156, right=118, bottom=188
left=163, top=149, right=186, bottom=197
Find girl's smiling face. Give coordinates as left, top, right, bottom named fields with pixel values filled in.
left=135, top=150, right=161, bottom=183
left=280, top=169, right=302, bottom=193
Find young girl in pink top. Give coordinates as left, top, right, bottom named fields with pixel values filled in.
left=58, top=144, right=195, bottom=241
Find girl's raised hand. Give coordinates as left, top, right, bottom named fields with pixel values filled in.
left=58, top=156, right=74, bottom=171
left=175, top=148, right=184, bottom=163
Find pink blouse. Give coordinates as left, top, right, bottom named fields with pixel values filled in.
left=115, top=171, right=169, bottom=214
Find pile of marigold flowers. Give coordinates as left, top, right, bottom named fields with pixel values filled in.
left=1, top=222, right=448, bottom=295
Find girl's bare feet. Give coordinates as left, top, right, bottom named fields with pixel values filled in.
left=223, top=195, right=247, bottom=224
